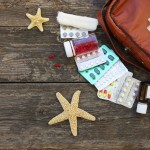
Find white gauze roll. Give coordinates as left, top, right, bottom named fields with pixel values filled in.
left=57, top=12, right=98, bottom=31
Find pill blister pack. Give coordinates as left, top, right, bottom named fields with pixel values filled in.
left=97, top=72, right=133, bottom=102
left=60, top=25, right=89, bottom=39
left=75, top=48, right=106, bottom=71
left=97, top=82, right=116, bottom=101
left=79, top=45, right=119, bottom=85
left=109, top=72, right=133, bottom=103
left=117, top=77, right=140, bottom=108
left=95, top=60, right=128, bottom=90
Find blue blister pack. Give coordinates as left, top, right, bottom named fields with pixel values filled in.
left=79, top=45, right=119, bottom=85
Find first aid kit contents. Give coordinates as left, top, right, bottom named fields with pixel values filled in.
left=59, top=11, right=148, bottom=114
left=79, top=45, right=119, bottom=84
left=64, top=34, right=106, bottom=71
left=94, top=60, right=128, bottom=90
left=97, top=72, right=133, bottom=102
left=97, top=74, right=141, bottom=109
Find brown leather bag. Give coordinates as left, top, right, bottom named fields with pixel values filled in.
left=97, top=0, right=150, bottom=72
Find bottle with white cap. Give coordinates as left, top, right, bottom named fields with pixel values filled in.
left=63, top=34, right=107, bottom=71
left=136, top=82, right=150, bottom=114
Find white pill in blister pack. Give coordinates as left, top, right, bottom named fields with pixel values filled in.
left=75, top=48, right=106, bottom=71
left=97, top=72, right=133, bottom=102
left=117, top=77, right=140, bottom=108
left=95, top=60, right=128, bottom=90
left=60, top=25, right=89, bottom=39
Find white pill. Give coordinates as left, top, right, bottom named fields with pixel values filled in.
left=96, top=61, right=99, bottom=64
left=123, top=88, right=127, bottom=92
left=134, top=87, right=138, bottom=91
left=80, top=66, right=84, bottom=69
left=128, top=102, right=131, bottom=106
left=118, top=98, right=123, bottom=102
left=92, top=52, right=96, bottom=55
left=76, top=57, right=80, bottom=60
left=127, top=78, right=132, bottom=82
left=125, top=83, right=129, bottom=87
left=130, top=98, right=133, bottom=101
left=87, top=54, right=91, bottom=57
left=91, top=63, right=94, bottom=66
left=121, top=93, right=125, bottom=97
left=133, top=93, right=136, bottom=97
left=82, top=55, right=86, bottom=59
left=85, top=65, right=88, bottom=68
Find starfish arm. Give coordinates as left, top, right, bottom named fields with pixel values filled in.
left=37, top=23, right=44, bottom=32
left=41, top=17, right=49, bottom=23
left=71, top=90, right=81, bottom=108
left=77, top=108, right=96, bottom=121
left=48, top=111, right=68, bottom=125
left=26, top=13, right=35, bottom=21
left=36, top=8, right=41, bottom=17
left=69, top=116, right=77, bottom=136
left=28, top=22, right=36, bottom=29
left=56, top=92, right=70, bottom=110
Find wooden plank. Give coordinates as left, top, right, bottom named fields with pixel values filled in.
left=0, top=83, right=150, bottom=149
left=0, top=26, right=149, bottom=82
left=0, top=0, right=149, bottom=82
left=0, top=26, right=96, bottom=82
left=0, top=0, right=106, bottom=82
left=0, top=0, right=103, bottom=27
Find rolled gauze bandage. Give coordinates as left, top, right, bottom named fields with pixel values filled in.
left=57, top=12, right=98, bottom=31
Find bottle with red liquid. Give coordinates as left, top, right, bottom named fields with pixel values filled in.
left=63, top=34, right=106, bottom=71
left=64, top=34, right=99, bottom=58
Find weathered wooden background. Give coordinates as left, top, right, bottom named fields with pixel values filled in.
left=0, top=0, right=150, bottom=149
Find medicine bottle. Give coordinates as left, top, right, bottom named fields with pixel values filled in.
left=136, top=82, right=150, bottom=114
left=63, top=34, right=99, bottom=58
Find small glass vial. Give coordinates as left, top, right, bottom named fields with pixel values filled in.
left=136, top=82, right=150, bottom=114
left=63, top=34, right=99, bottom=58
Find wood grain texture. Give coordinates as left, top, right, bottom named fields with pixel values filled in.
left=0, top=0, right=102, bottom=27
left=0, top=0, right=150, bottom=149
left=0, top=0, right=149, bottom=82
left=0, top=83, right=150, bottom=150
left=0, top=0, right=104, bottom=82
left=0, top=26, right=149, bottom=82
